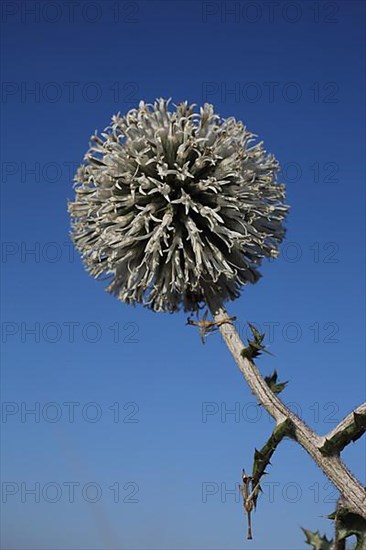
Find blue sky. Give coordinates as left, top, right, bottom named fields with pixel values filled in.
left=1, top=1, right=365, bottom=549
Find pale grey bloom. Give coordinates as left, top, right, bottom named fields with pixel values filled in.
left=69, top=99, right=288, bottom=312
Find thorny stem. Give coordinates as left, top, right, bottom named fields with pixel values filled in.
left=251, top=419, right=294, bottom=490
left=319, top=404, right=366, bottom=455
left=206, top=295, right=366, bottom=520
left=240, top=420, right=292, bottom=541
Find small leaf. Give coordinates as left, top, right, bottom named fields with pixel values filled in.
left=248, top=322, right=265, bottom=344
left=264, top=370, right=288, bottom=396
left=302, top=528, right=333, bottom=550
left=241, top=324, right=273, bottom=361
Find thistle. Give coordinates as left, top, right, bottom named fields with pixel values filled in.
left=68, top=99, right=366, bottom=543
left=69, top=98, right=288, bottom=312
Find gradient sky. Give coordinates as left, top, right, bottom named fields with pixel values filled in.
left=1, top=1, right=365, bottom=549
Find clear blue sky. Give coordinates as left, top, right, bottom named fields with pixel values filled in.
left=1, top=1, right=365, bottom=549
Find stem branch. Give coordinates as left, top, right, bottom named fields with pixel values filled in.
left=319, top=403, right=366, bottom=455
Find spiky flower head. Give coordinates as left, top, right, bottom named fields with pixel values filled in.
left=69, top=99, right=288, bottom=312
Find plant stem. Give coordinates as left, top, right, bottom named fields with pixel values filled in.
left=320, top=404, right=366, bottom=455
left=207, top=295, right=366, bottom=519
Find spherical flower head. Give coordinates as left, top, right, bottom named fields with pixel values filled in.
left=69, top=99, right=288, bottom=312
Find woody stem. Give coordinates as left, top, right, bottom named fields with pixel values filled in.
left=206, top=294, right=366, bottom=519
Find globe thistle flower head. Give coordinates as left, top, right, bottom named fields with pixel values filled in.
left=69, top=99, right=288, bottom=312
